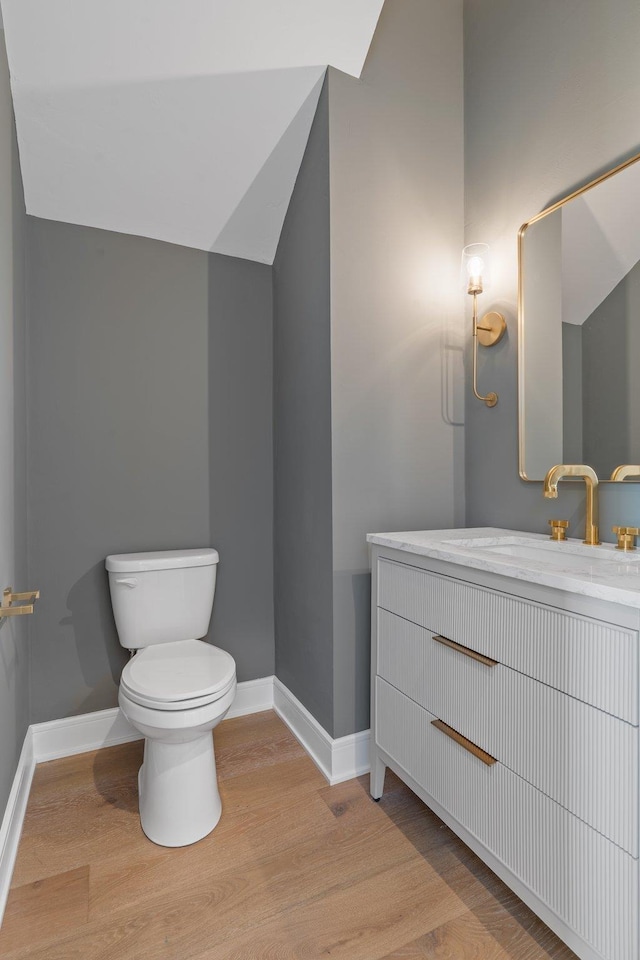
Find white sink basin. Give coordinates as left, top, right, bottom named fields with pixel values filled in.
left=442, top=535, right=640, bottom=574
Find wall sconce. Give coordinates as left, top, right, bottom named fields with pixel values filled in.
left=461, top=243, right=506, bottom=408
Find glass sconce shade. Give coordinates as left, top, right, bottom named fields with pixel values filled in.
left=461, top=242, right=491, bottom=295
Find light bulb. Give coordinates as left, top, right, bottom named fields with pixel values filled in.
left=467, top=256, right=484, bottom=280
left=461, top=242, right=490, bottom=294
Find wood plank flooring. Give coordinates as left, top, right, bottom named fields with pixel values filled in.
left=0, top=711, right=577, bottom=959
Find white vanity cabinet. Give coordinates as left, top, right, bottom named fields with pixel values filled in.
left=369, top=537, right=640, bottom=960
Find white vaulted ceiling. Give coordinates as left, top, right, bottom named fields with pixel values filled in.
left=561, top=161, right=640, bottom=325
left=0, top=0, right=384, bottom=262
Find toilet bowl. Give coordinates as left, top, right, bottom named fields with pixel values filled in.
left=106, top=548, right=237, bottom=847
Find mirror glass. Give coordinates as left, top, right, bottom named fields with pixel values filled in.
left=519, top=153, right=640, bottom=480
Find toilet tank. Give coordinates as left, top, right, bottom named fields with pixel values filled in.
left=106, top=548, right=219, bottom=649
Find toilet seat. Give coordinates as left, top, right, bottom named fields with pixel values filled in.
left=121, top=639, right=236, bottom=711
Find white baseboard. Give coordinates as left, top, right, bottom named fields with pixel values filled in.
left=0, top=673, right=368, bottom=926
left=227, top=675, right=274, bottom=718
left=0, top=731, right=35, bottom=923
left=273, top=678, right=370, bottom=786
left=31, top=706, right=142, bottom=763
left=29, top=675, right=277, bottom=764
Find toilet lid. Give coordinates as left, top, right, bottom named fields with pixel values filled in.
left=121, top=639, right=236, bottom=704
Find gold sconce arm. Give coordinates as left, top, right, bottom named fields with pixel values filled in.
left=462, top=243, right=506, bottom=408
left=470, top=292, right=506, bottom=409
left=1, top=587, right=40, bottom=618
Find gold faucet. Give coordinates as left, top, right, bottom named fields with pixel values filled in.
left=543, top=464, right=600, bottom=545
left=610, top=465, right=640, bottom=481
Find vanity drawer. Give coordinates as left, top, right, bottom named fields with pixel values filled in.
left=375, top=678, right=638, bottom=960
left=377, top=558, right=638, bottom=723
left=377, top=608, right=638, bottom=854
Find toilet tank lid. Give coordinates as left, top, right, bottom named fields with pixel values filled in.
left=106, top=548, right=219, bottom=573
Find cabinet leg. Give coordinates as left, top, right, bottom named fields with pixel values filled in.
left=370, top=754, right=386, bottom=799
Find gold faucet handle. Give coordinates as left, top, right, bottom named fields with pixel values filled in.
left=548, top=519, right=569, bottom=541
left=612, top=526, right=640, bottom=551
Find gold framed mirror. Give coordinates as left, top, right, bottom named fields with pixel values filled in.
left=518, top=150, right=640, bottom=481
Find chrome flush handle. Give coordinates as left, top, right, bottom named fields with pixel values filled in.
left=114, top=577, right=138, bottom=588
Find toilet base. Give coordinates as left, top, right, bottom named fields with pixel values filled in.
left=137, top=732, right=222, bottom=847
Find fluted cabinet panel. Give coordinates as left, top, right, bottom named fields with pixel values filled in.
left=375, top=678, right=637, bottom=960
left=377, top=558, right=637, bottom=722
left=371, top=547, right=640, bottom=960
left=377, top=608, right=638, bottom=854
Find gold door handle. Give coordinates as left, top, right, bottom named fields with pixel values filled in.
left=432, top=634, right=498, bottom=667
left=431, top=719, right=497, bottom=766
left=612, top=526, right=640, bottom=551
left=548, top=519, right=569, bottom=541
left=1, top=587, right=40, bottom=617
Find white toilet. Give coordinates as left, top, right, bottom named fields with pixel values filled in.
left=105, top=547, right=236, bottom=848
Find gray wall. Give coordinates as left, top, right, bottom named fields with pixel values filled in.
left=520, top=209, right=563, bottom=478
left=0, top=29, right=28, bottom=811
left=27, top=223, right=273, bottom=723
left=561, top=323, right=583, bottom=464
left=274, top=1, right=465, bottom=740
left=464, top=0, right=640, bottom=537
left=582, top=279, right=630, bottom=476
left=580, top=260, right=640, bottom=476
left=208, top=255, right=274, bottom=681
left=273, top=81, right=334, bottom=734
left=328, top=0, right=464, bottom=736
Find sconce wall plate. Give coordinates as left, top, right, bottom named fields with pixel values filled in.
left=477, top=310, right=506, bottom=348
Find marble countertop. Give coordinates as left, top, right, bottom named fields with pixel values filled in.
left=366, top=527, right=640, bottom=608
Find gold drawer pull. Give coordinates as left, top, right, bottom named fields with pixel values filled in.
left=432, top=634, right=498, bottom=667
left=431, top=719, right=497, bottom=767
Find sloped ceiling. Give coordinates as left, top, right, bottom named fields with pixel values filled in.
left=562, top=160, right=640, bottom=325
left=0, top=0, right=384, bottom=262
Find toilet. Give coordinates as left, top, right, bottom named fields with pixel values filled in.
left=105, top=547, right=236, bottom=848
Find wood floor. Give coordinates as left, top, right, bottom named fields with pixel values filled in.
left=0, top=711, right=577, bottom=960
